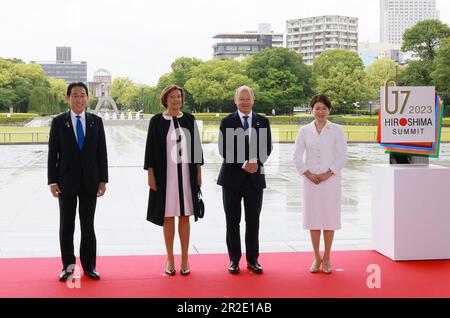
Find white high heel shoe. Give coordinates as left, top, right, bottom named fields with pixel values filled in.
left=321, top=260, right=332, bottom=274
left=310, top=259, right=322, bottom=273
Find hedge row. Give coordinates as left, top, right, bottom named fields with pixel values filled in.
left=0, top=113, right=38, bottom=123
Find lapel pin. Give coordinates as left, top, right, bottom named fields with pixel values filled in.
left=65, top=121, right=70, bottom=128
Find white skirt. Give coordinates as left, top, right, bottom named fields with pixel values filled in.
left=302, top=176, right=342, bottom=230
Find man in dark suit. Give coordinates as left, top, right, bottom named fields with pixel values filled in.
left=48, top=82, right=108, bottom=281
left=217, top=86, right=272, bottom=274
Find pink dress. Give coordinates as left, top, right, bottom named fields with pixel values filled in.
left=163, top=114, right=193, bottom=217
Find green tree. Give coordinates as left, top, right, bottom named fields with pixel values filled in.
left=185, top=59, right=258, bottom=113
left=111, top=77, right=134, bottom=109
left=431, top=38, right=450, bottom=115
left=312, top=50, right=369, bottom=113
left=170, top=57, right=203, bottom=86
left=0, top=58, right=48, bottom=113
left=246, top=48, right=312, bottom=114
left=143, top=86, right=164, bottom=114
left=170, top=57, right=204, bottom=110
left=366, top=58, right=404, bottom=100
left=48, top=77, right=68, bottom=112
left=156, top=73, right=172, bottom=91
left=312, top=49, right=364, bottom=80
left=87, top=96, right=98, bottom=112
left=0, top=87, right=17, bottom=112
left=402, top=20, right=450, bottom=62
left=13, top=63, right=46, bottom=86
left=28, top=87, right=54, bottom=115
left=399, top=60, right=435, bottom=86
left=316, top=63, right=370, bottom=114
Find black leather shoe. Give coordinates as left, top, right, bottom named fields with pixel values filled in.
left=247, top=261, right=263, bottom=274
left=59, top=269, right=73, bottom=282
left=228, top=261, right=240, bottom=274
left=84, top=269, right=100, bottom=280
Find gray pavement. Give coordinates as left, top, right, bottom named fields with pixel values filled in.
left=1, top=125, right=450, bottom=259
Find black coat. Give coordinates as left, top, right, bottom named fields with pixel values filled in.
left=217, top=111, right=272, bottom=189
left=47, top=111, right=108, bottom=194
left=144, top=113, right=204, bottom=226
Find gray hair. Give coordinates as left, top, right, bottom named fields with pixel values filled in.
left=234, top=86, right=255, bottom=100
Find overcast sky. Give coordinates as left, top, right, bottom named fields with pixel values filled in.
left=1, top=0, right=449, bottom=86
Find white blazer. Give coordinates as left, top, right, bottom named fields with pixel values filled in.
left=293, top=121, right=348, bottom=177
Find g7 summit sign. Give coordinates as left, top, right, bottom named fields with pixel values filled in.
left=380, top=80, right=436, bottom=143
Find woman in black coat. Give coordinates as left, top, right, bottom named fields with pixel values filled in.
left=144, top=85, right=204, bottom=276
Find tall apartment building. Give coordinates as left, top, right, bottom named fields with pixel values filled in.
left=213, top=24, right=284, bottom=60
left=286, top=16, right=358, bottom=65
left=380, top=0, right=440, bottom=46
left=34, top=47, right=87, bottom=84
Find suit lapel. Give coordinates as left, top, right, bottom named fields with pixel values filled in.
left=251, top=112, right=259, bottom=132
left=63, top=111, right=79, bottom=149
left=232, top=111, right=243, bottom=129
left=83, top=112, right=93, bottom=151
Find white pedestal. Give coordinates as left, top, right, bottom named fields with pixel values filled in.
left=372, top=164, right=450, bottom=261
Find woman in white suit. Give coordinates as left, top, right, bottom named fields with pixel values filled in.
left=293, top=94, right=348, bottom=274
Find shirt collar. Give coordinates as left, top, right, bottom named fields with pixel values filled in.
left=237, top=110, right=252, bottom=121
left=71, top=110, right=86, bottom=121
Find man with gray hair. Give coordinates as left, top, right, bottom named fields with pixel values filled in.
left=217, top=85, right=272, bottom=275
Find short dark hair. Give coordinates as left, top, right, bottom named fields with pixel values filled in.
left=309, top=94, right=332, bottom=110
left=67, top=82, right=89, bottom=97
left=160, top=85, right=184, bottom=108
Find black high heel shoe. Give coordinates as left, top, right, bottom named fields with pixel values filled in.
left=180, top=262, right=190, bottom=276
left=180, top=268, right=190, bottom=276
left=165, top=264, right=176, bottom=276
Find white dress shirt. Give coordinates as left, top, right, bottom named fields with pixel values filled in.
left=237, top=110, right=255, bottom=168
left=237, top=110, right=253, bottom=140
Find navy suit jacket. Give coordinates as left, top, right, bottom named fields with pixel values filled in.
left=217, top=111, right=272, bottom=189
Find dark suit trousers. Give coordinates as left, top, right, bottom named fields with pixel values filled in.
left=222, top=179, right=263, bottom=263
left=58, top=186, right=97, bottom=271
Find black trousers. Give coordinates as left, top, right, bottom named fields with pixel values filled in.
left=58, top=188, right=97, bottom=271
left=222, top=182, right=263, bottom=263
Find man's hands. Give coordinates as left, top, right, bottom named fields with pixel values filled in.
left=50, top=184, right=62, bottom=198
left=97, top=182, right=107, bottom=197
left=244, top=161, right=259, bottom=174
left=304, top=170, right=334, bottom=185
left=50, top=183, right=107, bottom=197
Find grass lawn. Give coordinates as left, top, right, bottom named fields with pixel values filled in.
left=0, top=127, right=50, bottom=143
left=203, top=124, right=380, bottom=142
left=1, top=125, right=449, bottom=143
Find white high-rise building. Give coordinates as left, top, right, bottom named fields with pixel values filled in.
left=286, top=16, right=358, bottom=65
left=380, top=0, right=440, bottom=46
left=213, top=24, right=284, bottom=60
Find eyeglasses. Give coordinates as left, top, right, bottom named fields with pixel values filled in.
left=70, top=94, right=87, bottom=99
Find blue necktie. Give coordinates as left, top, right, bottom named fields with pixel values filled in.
left=243, top=116, right=249, bottom=131
left=243, top=116, right=249, bottom=160
left=76, top=115, right=85, bottom=150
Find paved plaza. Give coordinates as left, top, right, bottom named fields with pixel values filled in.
left=1, top=124, right=449, bottom=259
